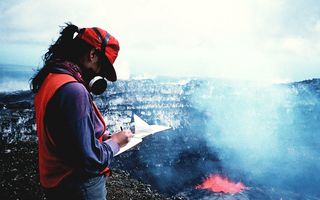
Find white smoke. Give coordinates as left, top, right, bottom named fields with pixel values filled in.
left=0, top=80, right=30, bottom=92
left=191, top=79, right=320, bottom=192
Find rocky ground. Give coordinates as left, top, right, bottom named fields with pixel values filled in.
left=0, top=140, right=184, bottom=200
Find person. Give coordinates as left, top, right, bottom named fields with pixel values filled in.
left=30, top=23, right=132, bottom=200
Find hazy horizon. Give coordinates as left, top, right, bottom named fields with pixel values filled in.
left=1, top=62, right=319, bottom=84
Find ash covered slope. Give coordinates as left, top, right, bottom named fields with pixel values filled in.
left=0, top=140, right=176, bottom=200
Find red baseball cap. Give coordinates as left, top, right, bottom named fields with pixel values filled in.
left=77, top=27, right=119, bottom=82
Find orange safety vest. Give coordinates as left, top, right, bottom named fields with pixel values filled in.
left=34, top=73, right=109, bottom=188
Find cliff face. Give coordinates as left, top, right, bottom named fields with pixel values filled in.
left=0, top=79, right=198, bottom=143
left=1, top=78, right=320, bottom=143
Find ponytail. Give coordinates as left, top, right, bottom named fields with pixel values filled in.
left=43, top=23, right=79, bottom=65
left=30, top=22, right=92, bottom=93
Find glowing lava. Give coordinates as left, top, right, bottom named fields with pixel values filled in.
left=195, top=174, right=246, bottom=194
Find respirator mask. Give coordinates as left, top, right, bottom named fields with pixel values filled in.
left=82, top=67, right=108, bottom=95
left=88, top=76, right=108, bottom=95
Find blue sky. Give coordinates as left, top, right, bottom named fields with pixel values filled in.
left=0, top=0, right=320, bottom=82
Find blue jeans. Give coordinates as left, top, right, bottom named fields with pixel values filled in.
left=44, top=175, right=107, bottom=200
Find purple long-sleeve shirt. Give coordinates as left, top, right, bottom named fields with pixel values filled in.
left=45, top=81, right=119, bottom=177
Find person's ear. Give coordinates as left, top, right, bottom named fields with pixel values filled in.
left=88, top=48, right=98, bottom=62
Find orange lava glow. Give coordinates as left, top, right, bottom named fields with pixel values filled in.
left=195, top=174, right=246, bottom=194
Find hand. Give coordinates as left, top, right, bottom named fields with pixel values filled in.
left=110, top=130, right=133, bottom=147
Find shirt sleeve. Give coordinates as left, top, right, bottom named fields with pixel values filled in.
left=105, top=139, right=120, bottom=154
left=46, top=82, right=119, bottom=175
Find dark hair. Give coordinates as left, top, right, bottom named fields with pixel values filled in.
left=30, top=23, right=94, bottom=93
